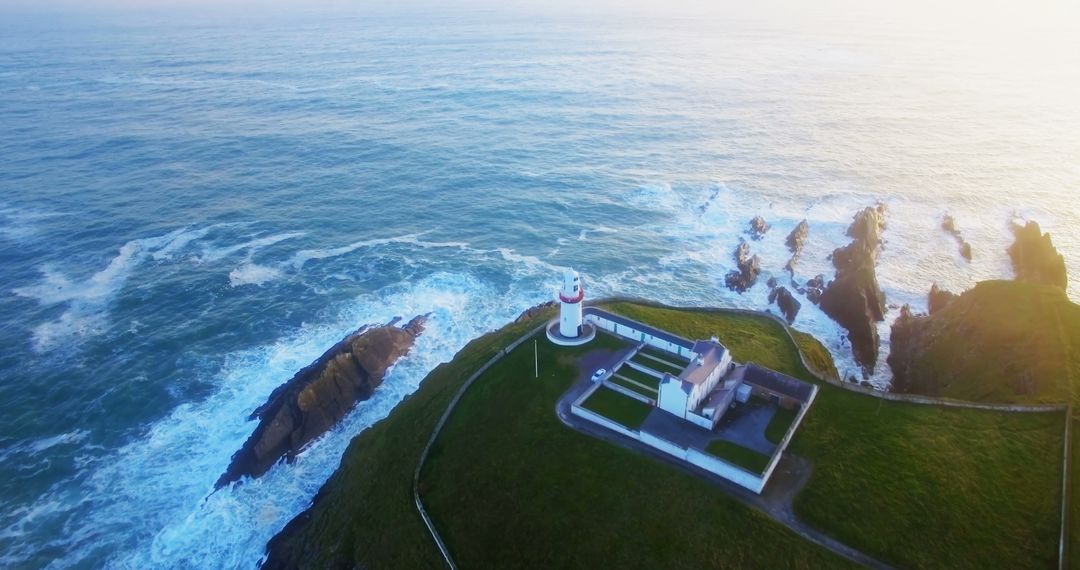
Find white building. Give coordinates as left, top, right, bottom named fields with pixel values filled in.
left=546, top=269, right=595, bottom=346
left=558, top=269, right=584, bottom=337
left=657, top=339, right=733, bottom=425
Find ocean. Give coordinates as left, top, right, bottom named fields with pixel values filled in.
left=1, top=5, right=1078, bottom=568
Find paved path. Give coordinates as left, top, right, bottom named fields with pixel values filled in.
left=556, top=369, right=893, bottom=569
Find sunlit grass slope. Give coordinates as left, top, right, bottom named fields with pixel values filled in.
left=420, top=328, right=852, bottom=568
left=890, top=280, right=1080, bottom=404
left=265, top=302, right=1064, bottom=570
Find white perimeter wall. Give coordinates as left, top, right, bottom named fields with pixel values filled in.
left=586, top=314, right=690, bottom=356
left=685, top=411, right=714, bottom=430
left=571, top=380, right=822, bottom=495
left=686, top=449, right=765, bottom=492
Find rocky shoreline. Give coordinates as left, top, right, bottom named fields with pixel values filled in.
left=216, top=315, right=428, bottom=489
left=818, top=205, right=888, bottom=378
left=887, top=217, right=1071, bottom=399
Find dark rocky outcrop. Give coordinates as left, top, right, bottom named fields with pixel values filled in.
left=928, top=283, right=958, bottom=315
left=888, top=280, right=1080, bottom=402
left=941, top=214, right=973, bottom=261
left=784, top=220, right=809, bottom=275
left=819, top=205, right=888, bottom=376
left=216, top=315, right=428, bottom=489
left=724, top=241, right=761, bottom=293
left=514, top=301, right=556, bottom=323
left=747, top=216, right=770, bottom=240
left=802, top=274, right=826, bottom=305
left=886, top=304, right=923, bottom=394
left=768, top=286, right=802, bottom=323
left=1008, top=220, right=1067, bottom=291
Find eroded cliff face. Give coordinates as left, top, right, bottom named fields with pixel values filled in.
left=216, top=315, right=427, bottom=489
left=1008, top=220, right=1067, bottom=291
left=887, top=280, right=1080, bottom=403
left=819, top=205, right=887, bottom=377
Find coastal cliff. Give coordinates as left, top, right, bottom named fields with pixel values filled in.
left=819, top=205, right=888, bottom=376
left=888, top=219, right=1076, bottom=402
left=216, top=315, right=427, bottom=489
left=261, top=308, right=554, bottom=569
left=1008, top=220, right=1067, bottom=290
left=888, top=280, right=1080, bottom=403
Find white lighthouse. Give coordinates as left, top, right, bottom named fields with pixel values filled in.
left=558, top=268, right=585, bottom=337
left=546, top=267, right=595, bottom=347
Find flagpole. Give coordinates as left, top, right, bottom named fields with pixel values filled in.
left=534, top=339, right=539, bottom=378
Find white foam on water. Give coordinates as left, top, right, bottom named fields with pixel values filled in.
left=228, top=263, right=283, bottom=288
left=615, top=181, right=1021, bottom=387
left=197, top=232, right=305, bottom=264
left=495, top=247, right=567, bottom=274
left=152, top=225, right=238, bottom=261
left=577, top=226, right=619, bottom=241
left=0, top=207, right=66, bottom=242
left=12, top=230, right=191, bottom=352
left=6, top=271, right=547, bottom=570
left=286, top=232, right=438, bottom=269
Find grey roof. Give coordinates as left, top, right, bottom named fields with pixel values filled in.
left=678, top=340, right=728, bottom=386
left=584, top=308, right=694, bottom=350
left=702, top=383, right=736, bottom=413
left=741, top=364, right=815, bottom=402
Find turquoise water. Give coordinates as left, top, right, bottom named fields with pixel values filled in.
left=1, top=6, right=1078, bottom=568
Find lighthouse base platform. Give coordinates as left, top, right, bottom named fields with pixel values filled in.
left=546, top=320, right=596, bottom=347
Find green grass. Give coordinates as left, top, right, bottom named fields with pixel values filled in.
left=262, top=307, right=559, bottom=569
left=706, top=440, right=771, bottom=474
left=421, top=330, right=855, bottom=569
left=581, top=386, right=653, bottom=428
left=791, top=330, right=840, bottom=381
left=639, top=345, right=690, bottom=365
left=606, top=375, right=658, bottom=400
left=601, top=301, right=1065, bottom=569
left=616, top=365, right=662, bottom=389
left=630, top=354, right=683, bottom=376
left=765, top=405, right=799, bottom=444
left=266, top=300, right=1065, bottom=570
left=791, top=389, right=1064, bottom=569
left=602, top=302, right=808, bottom=375
left=1070, top=418, right=1079, bottom=570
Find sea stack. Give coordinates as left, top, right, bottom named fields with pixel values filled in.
left=748, top=216, right=770, bottom=240
left=941, top=214, right=973, bottom=261
left=1008, top=220, right=1067, bottom=291
left=768, top=286, right=802, bottom=323
left=819, top=204, right=888, bottom=377
left=216, top=315, right=428, bottom=489
left=784, top=220, right=809, bottom=275
left=724, top=240, right=762, bottom=293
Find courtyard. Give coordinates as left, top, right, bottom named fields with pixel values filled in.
left=561, top=310, right=817, bottom=492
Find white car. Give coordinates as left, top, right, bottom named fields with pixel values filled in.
left=591, top=368, right=607, bottom=382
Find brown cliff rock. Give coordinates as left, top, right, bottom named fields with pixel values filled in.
left=216, top=315, right=428, bottom=489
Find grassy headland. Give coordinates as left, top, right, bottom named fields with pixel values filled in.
left=262, top=311, right=556, bottom=569
left=265, top=301, right=1065, bottom=570
left=420, top=327, right=852, bottom=568
left=889, top=280, right=1080, bottom=404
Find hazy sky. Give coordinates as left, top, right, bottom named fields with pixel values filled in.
left=2, top=0, right=1078, bottom=23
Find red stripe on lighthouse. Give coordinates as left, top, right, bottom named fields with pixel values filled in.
left=559, top=288, right=584, bottom=304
